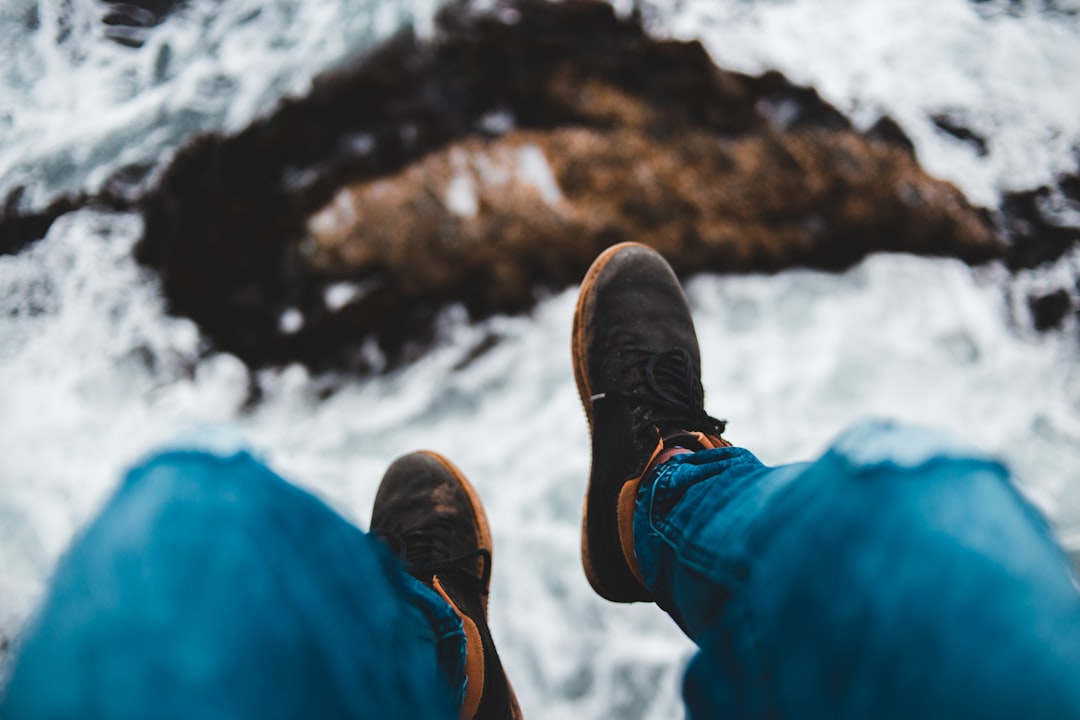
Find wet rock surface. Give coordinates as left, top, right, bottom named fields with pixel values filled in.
left=129, top=0, right=1005, bottom=372
left=1029, top=289, right=1073, bottom=331
left=2, top=0, right=1076, bottom=372
left=1003, top=178, right=1080, bottom=271
left=1004, top=171, right=1080, bottom=332
left=304, top=126, right=998, bottom=312
left=931, top=114, right=990, bottom=157
left=0, top=186, right=133, bottom=257
left=100, top=0, right=186, bottom=47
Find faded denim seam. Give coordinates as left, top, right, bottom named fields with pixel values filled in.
left=642, top=453, right=770, bottom=717
left=399, top=572, right=467, bottom=710
left=646, top=453, right=760, bottom=586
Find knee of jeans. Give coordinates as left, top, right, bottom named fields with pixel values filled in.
left=816, top=421, right=1049, bottom=543
left=829, top=419, right=989, bottom=470
left=126, top=449, right=273, bottom=502
left=101, top=449, right=282, bottom=542
left=760, top=451, right=1076, bottom=643
left=790, top=455, right=1046, bottom=561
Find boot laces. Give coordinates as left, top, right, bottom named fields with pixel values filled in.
left=374, top=517, right=491, bottom=596
left=600, top=347, right=726, bottom=439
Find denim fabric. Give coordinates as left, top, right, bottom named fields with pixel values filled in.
left=634, top=420, right=1080, bottom=719
left=1, top=450, right=462, bottom=720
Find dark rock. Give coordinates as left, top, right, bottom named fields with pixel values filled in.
left=2, top=187, right=82, bottom=256
left=0, top=185, right=134, bottom=256
left=304, top=127, right=1000, bottom=320
left=1028, top=289, right=1072, bottom=331
left=100, top=0, right=186, bottom=48
left=101, top=0, right=180, bottom=27
left=971, top=0, right=1079, bottom=19
left=748, top=70, right=852, bottom=133
left=867, top=117, right=917, bottom=156
left=1001, top=175, right=1080, bottom=270
left=1060, top=172, right=1080, bottom=202
left=931, top=113, right=990, bottom=156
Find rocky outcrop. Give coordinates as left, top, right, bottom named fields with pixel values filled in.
left=1002, top=180, right=1080, bottom=271
left=126, top=0, right=1005, bottom=372
left=0, top=186, right=133, bottom=256
left=7, top=0, right=1071, bottom=371
left=1003, top=171, right=1080, bottom=331
left=305, top=126, right=997, bottom=314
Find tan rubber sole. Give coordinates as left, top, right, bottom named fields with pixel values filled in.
left=571, top=241, right=653, bottom=596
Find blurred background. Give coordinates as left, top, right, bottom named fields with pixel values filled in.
left=1, top=0, right=1078, bottom=716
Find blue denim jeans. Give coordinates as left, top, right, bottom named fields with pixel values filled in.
left=4, top=422, right=1079, bottom=718
left=1, top=450, right=462, bottom=720
left=635, top=421, right=1080, bottom=719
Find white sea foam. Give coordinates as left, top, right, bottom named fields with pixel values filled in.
left=647, top=0, right=1080, bottom=207
left=2, top=0, right=1080, bottom=715
left=0, top=0, right=448, bottom=207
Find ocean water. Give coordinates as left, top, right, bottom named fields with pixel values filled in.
left=1, top=0, right=1079, bottom=716
left=0, top=0, right=442, bottom=205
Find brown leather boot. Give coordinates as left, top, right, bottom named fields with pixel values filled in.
left=572, top=242, right=729, bottom=603
left=371, top=451, right=522, bottom=719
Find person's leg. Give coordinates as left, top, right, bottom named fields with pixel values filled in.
left=1, top=449, right=461, bottom=719
left=635, top=423, right=1080, bottom=719
left=573, top=242, right=1080, bottom=719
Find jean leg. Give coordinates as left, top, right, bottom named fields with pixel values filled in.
left=1, top=450, right=462, bottom=720
left=634, top=421, right=1080, bottom=719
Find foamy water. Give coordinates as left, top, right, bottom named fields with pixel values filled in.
left=649, top=0, right=1080, bottom=207
left=2, top=0, right=1079, bottom=716
left=0, top=0, right=442, bottom=206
